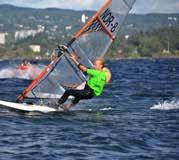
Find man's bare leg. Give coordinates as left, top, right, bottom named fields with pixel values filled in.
left=63, top=102, right=75, bottom=111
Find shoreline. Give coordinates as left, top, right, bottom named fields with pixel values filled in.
left=1, top=54, right=179, bottom=61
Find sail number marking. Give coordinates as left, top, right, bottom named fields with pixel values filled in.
left=85, top=8, right=119, bottom=34
left=100, top=8, right=119, bottom=33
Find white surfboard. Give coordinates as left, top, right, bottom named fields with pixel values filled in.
left=0, top=100, right=63, bottom=113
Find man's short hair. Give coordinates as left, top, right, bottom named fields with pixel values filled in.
left=95, top=58, right=105, bottom=67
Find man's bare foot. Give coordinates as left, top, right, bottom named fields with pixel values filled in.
left=63, top=103, right=74, bottom=111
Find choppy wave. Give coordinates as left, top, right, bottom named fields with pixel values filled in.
left=151, top=100, right=179, bottom=110
left=0, top=59, right=179, bottom=160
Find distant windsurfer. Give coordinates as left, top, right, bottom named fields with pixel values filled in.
left=58, top=53, right=111, bottom=111
left=16, top=59, right=36, bottom=79
left=17, top=59, right=31, bottom=70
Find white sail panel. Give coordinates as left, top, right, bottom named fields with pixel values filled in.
left=26, top=54, right=85, bottom=103
left=71, top=32, right=112, bottom=64
left=69, top=0, right=136, bottom=64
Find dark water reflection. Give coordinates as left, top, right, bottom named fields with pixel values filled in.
left=0, top=59, right=178, bottom=159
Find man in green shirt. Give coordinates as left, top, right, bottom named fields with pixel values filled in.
left=58, top=53, right=107, bottom=111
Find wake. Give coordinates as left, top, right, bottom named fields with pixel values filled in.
left=151, top=100, right=179, bottom=110
left=0, top=65, right=43, bottom=80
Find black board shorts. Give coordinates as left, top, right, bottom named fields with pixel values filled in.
left=58, top=84, right=94, bottom=105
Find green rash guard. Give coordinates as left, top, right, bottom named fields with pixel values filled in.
left=86, top=69, right=106, bottom=96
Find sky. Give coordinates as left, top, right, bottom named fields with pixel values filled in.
left=0, top=0, right=179, bottom=14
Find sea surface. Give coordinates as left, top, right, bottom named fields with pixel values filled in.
left=0, top=59, right=178, bottom=160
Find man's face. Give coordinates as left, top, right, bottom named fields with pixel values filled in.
left=94, top=60, right=103, bottom=70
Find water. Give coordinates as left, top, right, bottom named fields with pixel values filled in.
left=0, top=59, right=178, bottom=159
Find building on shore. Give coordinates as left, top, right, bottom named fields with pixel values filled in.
left=0, top=33, right=7, bottom=45
left=81, top=14, right=88, bottom=23
left=15, top=25, right=45, bottom=41
left=29, top=45, right=41, bottom=53
left=65, top=25, right=72, bottom=31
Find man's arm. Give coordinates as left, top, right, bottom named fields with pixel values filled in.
left=62, top=83, right=81, bottom=89
left=70, top=53, right=87, bottom=72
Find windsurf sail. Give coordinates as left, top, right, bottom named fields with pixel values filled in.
left=17, top=0, right=136, bottom=105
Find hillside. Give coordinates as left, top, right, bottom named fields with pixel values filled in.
left=0, top=4, right=179, bottom=58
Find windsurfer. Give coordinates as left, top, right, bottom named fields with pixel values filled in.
left=16, top=59, right=36, bottom=79
left=58, top=53, right=111, bottom=111
left=17, top=59, right=31, bottom=70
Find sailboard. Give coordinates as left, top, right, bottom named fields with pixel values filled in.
left=0, top=100, right=61, bottom=113
left=0, top=0, right=136, bottom=112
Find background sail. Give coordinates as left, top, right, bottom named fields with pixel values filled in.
left=17, top=0, right=136, bottom=104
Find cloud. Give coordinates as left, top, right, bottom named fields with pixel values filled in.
left=0, top=0, right=179, bottom=13
left=132, top=0, right=179, bottom=13
left=0, top=0, right=104, bottom=10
